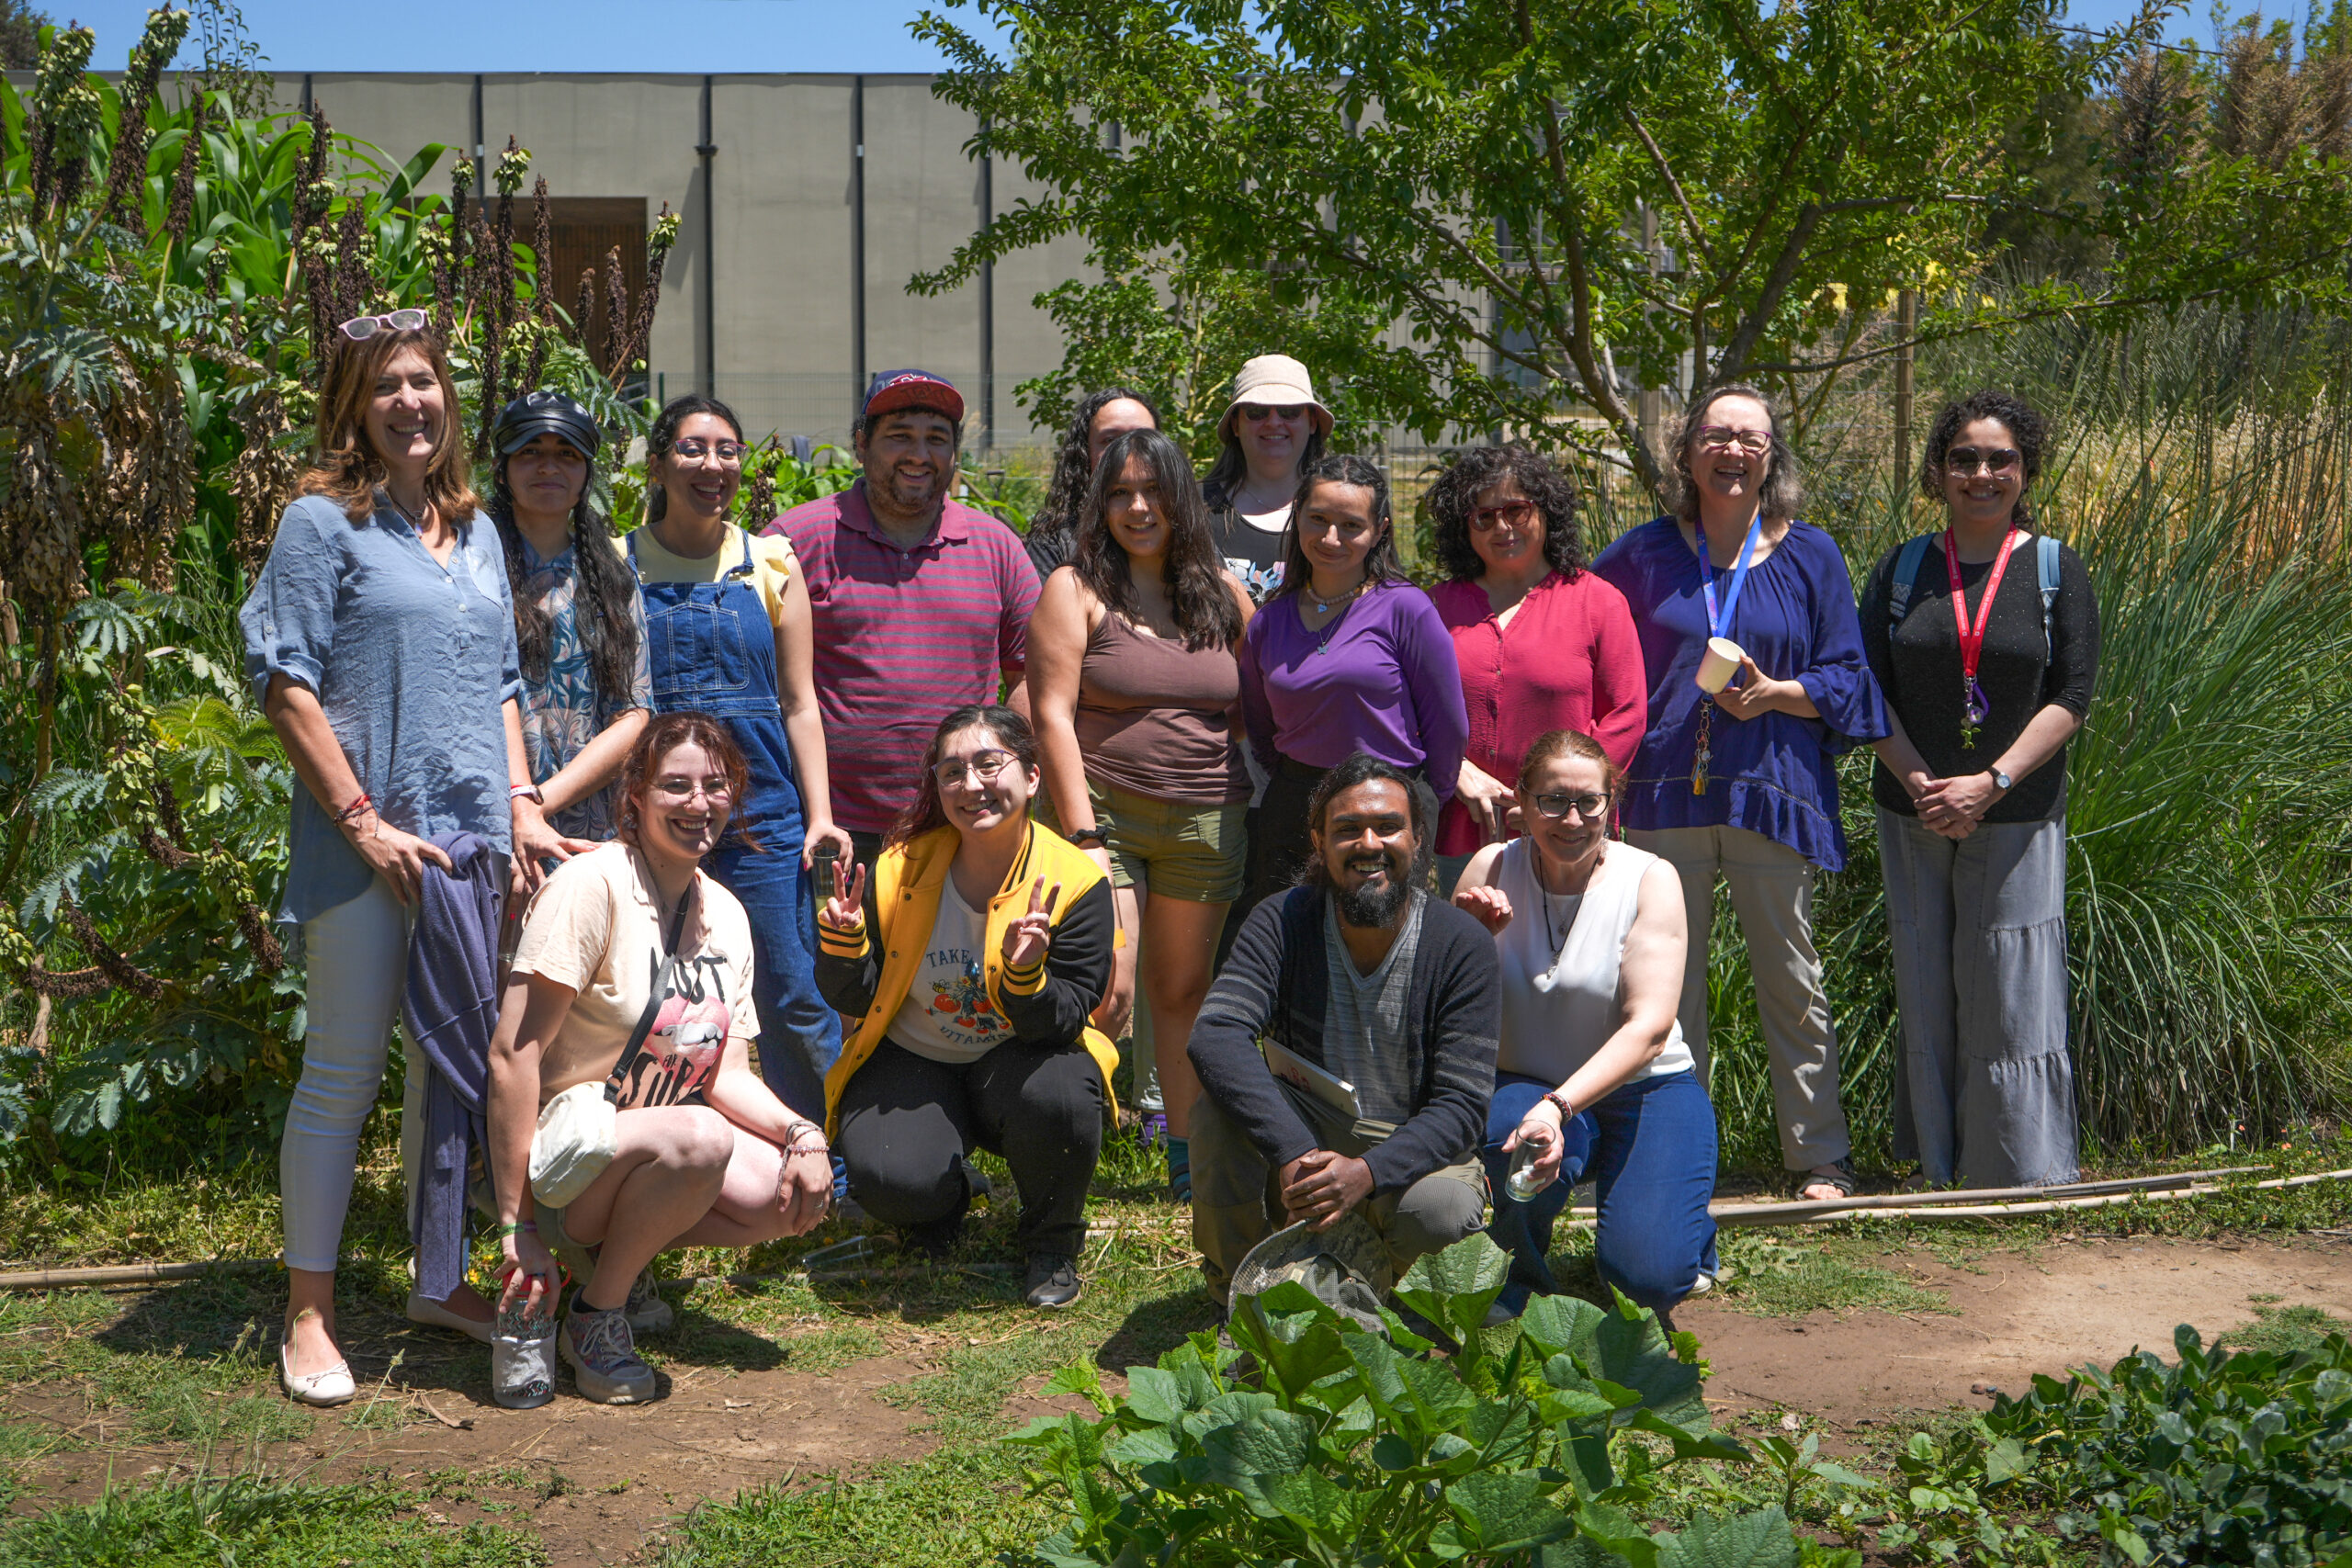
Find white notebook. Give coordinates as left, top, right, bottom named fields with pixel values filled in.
left=1261, top=1037, right=1362, bottom=1119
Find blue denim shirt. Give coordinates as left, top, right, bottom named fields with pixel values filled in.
left=241, top=492, right=524, bottom=923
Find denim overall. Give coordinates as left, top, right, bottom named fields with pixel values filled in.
left=629, top=530, right=840, bottom=1119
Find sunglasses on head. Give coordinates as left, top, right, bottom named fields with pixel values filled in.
left=337, top=309, right=428, bottom=342
left=1238, top=403, right=1307, bottom=422
left=1942, top=446, right=2022, bottom=476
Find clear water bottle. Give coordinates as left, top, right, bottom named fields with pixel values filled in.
left=1505, top=1132, right=1554, bottom=1201
left=492, top=1289, right=559, bottom=1409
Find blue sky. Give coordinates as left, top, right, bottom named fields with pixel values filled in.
left=51, top=1, right=2224, bottom=74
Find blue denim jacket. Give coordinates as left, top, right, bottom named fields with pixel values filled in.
left=241, top=492, right=523, bottom=923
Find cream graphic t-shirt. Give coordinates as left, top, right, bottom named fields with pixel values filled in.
left=510, top=842, right=761, bottom=1107
left=884, top=878, right=1013, bottom=1064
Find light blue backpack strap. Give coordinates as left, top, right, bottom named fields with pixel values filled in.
left=2035, top=533, right=2061, bottom=659
left=1886, top=535, right=1933, bottom=625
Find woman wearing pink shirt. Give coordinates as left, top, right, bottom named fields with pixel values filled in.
left=1427, top=446, right=1646, bottom=892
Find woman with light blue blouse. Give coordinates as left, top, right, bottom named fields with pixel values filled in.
left=1591, top=382, right=1888, bottom=1202
left=242, top=315, right=582, bottom=1405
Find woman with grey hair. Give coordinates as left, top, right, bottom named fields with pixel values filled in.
left=1591, top=382, right=1887, bottom=1201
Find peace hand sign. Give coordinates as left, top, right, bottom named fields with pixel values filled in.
left=818, top=857, right=867, bottom=931
left=1001, top=876, right=1061, bottom=969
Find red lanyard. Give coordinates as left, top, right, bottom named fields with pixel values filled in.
left=1944, top=525, right=2019, bottom=727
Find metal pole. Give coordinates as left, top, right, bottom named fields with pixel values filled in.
left=470, top=74, right=484, bottom=197
left=697, top=76, right=718, bottom=399
left=852, top=75, right=867, bottom=412
left=978, top=119, right=994, bottom=455
left=1894, top=287, right=1917, bottom=481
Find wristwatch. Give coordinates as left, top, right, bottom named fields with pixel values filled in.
left=1989, top=768, right=2013, bottom=792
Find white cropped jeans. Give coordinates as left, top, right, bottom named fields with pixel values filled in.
left=280, top=874, right=414, bottom=1274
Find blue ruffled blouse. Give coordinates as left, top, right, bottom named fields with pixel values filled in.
left=1590, top=517, right=1888, bottom=872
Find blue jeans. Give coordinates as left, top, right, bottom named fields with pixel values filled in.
left=1482, top=1068, right=1719, bottom=1316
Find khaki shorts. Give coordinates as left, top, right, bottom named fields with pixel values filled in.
left=1045, top=779, right=1248, bottom=904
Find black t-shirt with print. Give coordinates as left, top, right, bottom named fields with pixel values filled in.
left=1207, top=502, right=1291, bottom=603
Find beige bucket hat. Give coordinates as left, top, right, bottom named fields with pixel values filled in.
left=1218, top=354, right=1335, bottom=441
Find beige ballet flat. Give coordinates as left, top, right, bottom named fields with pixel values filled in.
left=404, top=1290, right=495, bottom=1345
left=277, top=1339, right=356, bottom=1407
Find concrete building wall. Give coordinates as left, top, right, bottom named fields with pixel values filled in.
left=27, top=69, right=1101, bottom=452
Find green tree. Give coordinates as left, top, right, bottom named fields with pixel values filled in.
left=0, top=0, right=49, bottom=72
left=918, top=1, right=2352, bottom=500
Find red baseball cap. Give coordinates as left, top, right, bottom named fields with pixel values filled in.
left=861, top=367, right=965, bottom=425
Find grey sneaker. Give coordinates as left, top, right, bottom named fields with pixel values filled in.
left=561, top=1304, right=656, bottom=1404
left=1023, top=1253, right=1082, bottom=1310
left=620, top=1268, right=674, bottom=1334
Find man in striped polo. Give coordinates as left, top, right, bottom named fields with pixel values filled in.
left=768, top=369, right=1040, bottom=867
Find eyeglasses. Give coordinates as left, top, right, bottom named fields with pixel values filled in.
left=652, top=777, right=733, bottom=803
left=1469, top=500, right=1538, bottom=533
left=1532, top=791, right=1610, bottom=820
left=337, top=309, right=428, bottom=342
left=1942, top=446, right=2022, bottom=476
left=671, top=437, right=748, bottom=464
left=1238, top=403, right=1307, bottom=423
left=1694, top=426, right=1771, bottom=455
left=933, top=749, right=1016, bottom=787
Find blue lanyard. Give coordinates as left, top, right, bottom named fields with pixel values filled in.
left=1698, top=512, right=1764, bottom=640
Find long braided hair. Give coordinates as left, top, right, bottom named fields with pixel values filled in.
left=489, top=442, right=641, bottom=705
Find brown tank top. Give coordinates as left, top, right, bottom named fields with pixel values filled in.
left=1075, top=611, right=1250, bottom=805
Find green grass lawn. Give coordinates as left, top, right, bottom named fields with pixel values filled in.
left=0, top=1121, right=2343, bottom=1562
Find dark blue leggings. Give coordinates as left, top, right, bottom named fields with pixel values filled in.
left=1482, top=1068, right=1719, bottom=1316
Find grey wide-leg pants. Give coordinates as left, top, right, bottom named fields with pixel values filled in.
left=1628, top=824, right=1852, bottom=1171
left=1877, top=808, right=2078, bottom=1189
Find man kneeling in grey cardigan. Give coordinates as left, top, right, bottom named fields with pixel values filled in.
left=1187, top=752, right=1499, bottom=1311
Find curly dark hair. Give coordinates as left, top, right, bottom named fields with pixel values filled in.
left=1074, top=428, right=1243, bottom=652
left=1272, top=454, right=1408, bottom=599
left=1027, top=388, right=1161, bottom=563
left=490, top=434, right=641, bottom=713
left=1424, top=444, right=1586, bottom=583
left=1663, top=382, right=1803, bottom=524
left=888, top=704, right=1039, bottom=850
left=1918, top=389, right=2047, bottom=527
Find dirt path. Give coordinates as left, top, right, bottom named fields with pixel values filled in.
left=7, top=1234, right=2346, bottom=1563
left=1688, top=1234, right=2352, bottom=1427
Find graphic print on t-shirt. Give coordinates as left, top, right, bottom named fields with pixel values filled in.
left=923, top=950, right=1008, bottom=1052
left=615, top=948, right=736, bottom=1111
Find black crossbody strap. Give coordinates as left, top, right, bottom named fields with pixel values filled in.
left=602, top=878, right=698, bottom=1107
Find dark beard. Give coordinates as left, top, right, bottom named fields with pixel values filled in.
left=1335, top=874, right=1412, bottom=930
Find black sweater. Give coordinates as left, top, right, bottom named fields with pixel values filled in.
left=1859, top=536, right=2099, bottom=824
left=1186, top=886, right=1498, bottom=1194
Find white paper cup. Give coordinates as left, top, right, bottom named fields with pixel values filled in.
left=1694, top=637, right=1745, bottom=694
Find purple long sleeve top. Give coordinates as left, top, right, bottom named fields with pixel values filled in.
left=1238, top=579, right=1468, bottom=803
left=1590, top=517, right=1888, bottom=871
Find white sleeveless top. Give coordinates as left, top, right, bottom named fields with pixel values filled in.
left=1489, top=837, right=1693, bottom=1085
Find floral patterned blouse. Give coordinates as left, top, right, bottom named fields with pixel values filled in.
left=517, top=533, right=652, bottom=841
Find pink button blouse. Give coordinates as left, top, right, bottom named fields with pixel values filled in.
left=1430, top=570, right=1648, bottom=856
